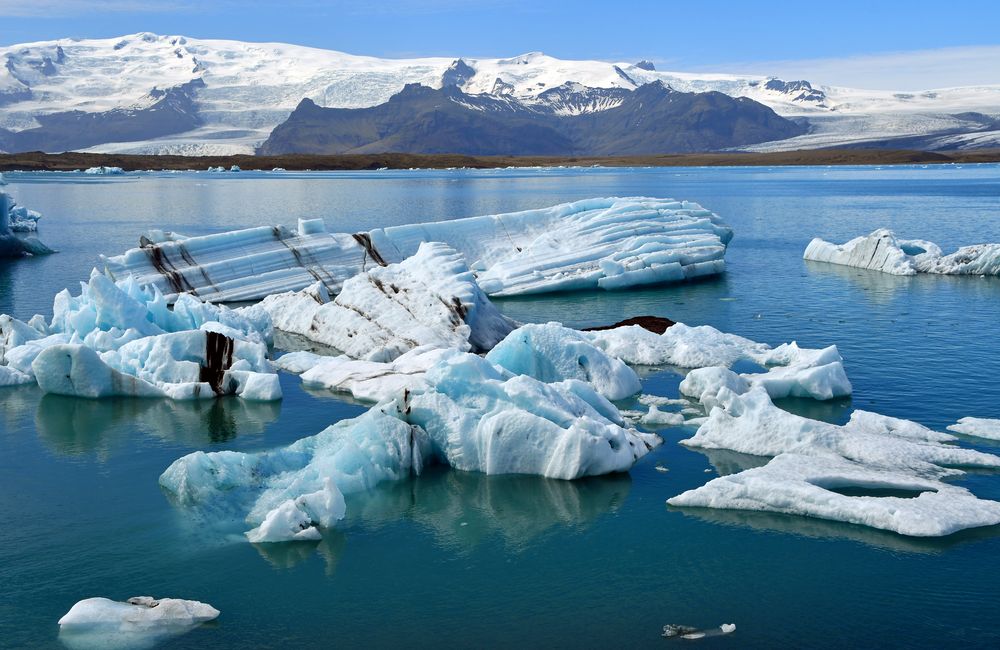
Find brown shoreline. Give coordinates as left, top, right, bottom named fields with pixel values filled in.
left=0, top=148, right=998, bottom=172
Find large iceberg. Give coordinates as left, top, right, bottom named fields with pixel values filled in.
left=804, top=229, right=1000, bottom=276
left=58, top=596, right=218, bottom=650
left=0, top=190, right=54, bottom=257
left=668, top=385, right=1000, bottom=536
left=260, top=242, right=517, bottom=361
left=0, top=270, right=278, bottom=399
left=161, top=350, right=659, bottom=542
left=102, top=197, right=734, bottom=302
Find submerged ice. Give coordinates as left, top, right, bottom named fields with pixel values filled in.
left=804, top=229, right=1000, bottom=276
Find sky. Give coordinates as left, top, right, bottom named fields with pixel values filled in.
left=0, top=0, right=998, bottom=89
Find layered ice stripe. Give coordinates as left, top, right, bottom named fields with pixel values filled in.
left=103, top=197, right=733, bottom=302
left=805, top=228, right=1000, bottom=276
left=259, top=242, right=517, bottom=362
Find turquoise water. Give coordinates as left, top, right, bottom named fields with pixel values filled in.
left=1, top=165, right=999, bottom=648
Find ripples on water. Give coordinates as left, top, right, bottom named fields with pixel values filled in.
left=1, top=165, right=999, bottom=648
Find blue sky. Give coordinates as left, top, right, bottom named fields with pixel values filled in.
left=1, top=0, right=998, bottom=88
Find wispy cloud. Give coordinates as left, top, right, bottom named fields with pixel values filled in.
left=709, top=45, right=1000, bottom=91
left=0, top=0, right=196, bottom=17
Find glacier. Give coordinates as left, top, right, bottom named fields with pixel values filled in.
left=102, top=197, right=734, bottom=302
left=58, top=596, right=219, bottom=650
left=804, top=229, right=1000, bottom=276
left=161, top=349, right=659, bottom=542
left=0, top=269, right=279, bottom=399
left=259, top=242, right=517, bottom=362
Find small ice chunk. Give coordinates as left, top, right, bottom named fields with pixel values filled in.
left=948, top=417, right=1000, bottom=441
left=640, top=405, right=685, bottom=427
left=83, top=166, right=126, bottom=175
left=58, top=596, right=218, bottom=650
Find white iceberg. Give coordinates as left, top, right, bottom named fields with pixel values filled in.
left=948, top=417, right=1000, bottom=441
left=669, top=452, right=1000, bottom=537
left=58, top=596, right=218, bottom=650
left=0, top=191, right=54, bottom=257
left=0, top=270, right=278, bottom=399
left=83, top=166, right=126, bottom=175
left=668, top=386, right=1000, bottom=536
left=260, top=242, right=516, bottom=362
left=585, top=322, right=770, bottom=368
left=804, top=229, right=1000, bottom=276
left=162, top=350, right=658, bottom=541
left=102, top=197, right=733, bottom=302
left=680, top=344, right=851, bottom=403
left=485, top=322, right=641, bottom=400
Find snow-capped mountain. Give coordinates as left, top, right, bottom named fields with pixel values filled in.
left=1, top=32, right=999, bottom=155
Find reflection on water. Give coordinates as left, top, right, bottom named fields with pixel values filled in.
left=253, top=529, right=348, bottom=576
left=669, top=504, right=1000, bottom=556
left=803, top=259, right=916, bottom=304
left=351, top=467, right=632, bottom=553
left=35, top=394, right=281, bottom=458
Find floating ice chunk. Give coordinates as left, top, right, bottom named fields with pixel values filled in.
left=681, top=386, right=997, bottom=477
left=229, top=165, right=241, bottom=172
left=948, top=417, right=1000, bottom=441
left=160, top=406, right=430, bottom=539
left=805, top=229, right=1000, bottom=276
left=681, top=344, right=851, bottom=403
left=206, top=166, right=226, bottom=172
left=83, top=166, right=125, bottom=175
left=58, top=596, right=218, bottom=650
left=640, top=405, right=685, bottom=427
left=260, top=242, right=517, bottom=361
left=0, top=191, right=54, bottom=257
left=485, top=322, right=641, bottom=400
left=0, top=364, right=33, bottom=386
left=103, top=197, right=733, bottom=303
left=405, top=352, right=660, bottom=479
left=669, top=452, right=1000, bottom=537
left=32, top=331, right=280, bottom=400
left=662, top=623, right=735, bottom=639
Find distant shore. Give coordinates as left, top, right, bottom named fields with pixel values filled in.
left=1, top=148, right=998, bottom=172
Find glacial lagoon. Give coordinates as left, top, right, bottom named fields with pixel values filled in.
left=2, top=164, right=1000, bottom=648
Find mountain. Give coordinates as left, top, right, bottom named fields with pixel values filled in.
left=258, top=82, right=805, bottom=156
left=1, top=33, right=999, bottom=155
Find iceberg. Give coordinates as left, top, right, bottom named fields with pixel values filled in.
left=0, top=270, right=278, bottom=399
left=669, top=452, right=1000, bottom=537
left=948, top=417, right=1000, bottom=441
left=102, top=197, right=733, bottom=302
left=804, top=229, right=1000, bottom=276
left=58, top=596, right=218, bottom=650
left=679, top=344, right=851, bottom=403
left=668, top=386, right=1000, bottom=536
left=260, top=242, right=517, bottom=362
left=0, top=191, right=55, bottom=257
left=83, top=166, right=126, bottom=175
left=161, top=350, right=658, bottom=541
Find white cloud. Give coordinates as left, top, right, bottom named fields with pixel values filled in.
left=712, top=45, right=1000, bottom=91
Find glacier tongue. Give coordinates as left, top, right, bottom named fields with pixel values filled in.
left=259, top=242, right=517, bottom=362
left=102, top=197, right=733, bottom=302
left=804, top=229, right=1000, bottom=276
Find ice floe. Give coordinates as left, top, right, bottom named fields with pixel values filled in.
left=260, top=242, right=517, bottom=362
left=948, top=417, right=1000, bottom=441
left=668, top=385, right=1000, bottom=536
left=102, top=197, right=733, bottom=302
left=0, top=269, right=278, bottom=400
left=0, top=190, right=54, bottom=257
left=804, top=229, right=1000, bottom=276
left=58, top=596, right=218, bottom=650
